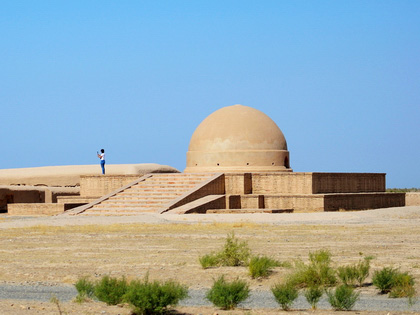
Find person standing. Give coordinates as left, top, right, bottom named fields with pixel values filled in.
left=97, top=149, right=106, bottom=174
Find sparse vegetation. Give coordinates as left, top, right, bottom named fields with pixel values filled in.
left=124, top=275, right=188, bottom=315
left=288, top=249, right=337, bottom=288
left=74, top=276, right=96, bottom=302
left=248, top=255, right=281, bottom=278
left=199, top=232, right=251, bottom=268
left=206, top=275, right=250, bottom=310
left=304, top=285, right=323, bottom=310
left=271, top=282, right=299, bottom=311
left=372, top=267, right=400, bottom=294
left=372, top=267, right=417, bottom=303
left=337, top=257, right=371, bottom=287
left=386, top=188, right=420, bottom=193
left=94, top=275, right=128, bottom=305
left=327, top=284, right=360, bottom=311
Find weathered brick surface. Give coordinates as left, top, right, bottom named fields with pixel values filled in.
left=8, top=203, right=64, bottom=216
left=252, top=173, right=313, bottom=194
left=312, top=173, right=386, bottom=193
left=406, top=192, right=420, bottom=206
left=323, top=193, right=405, bottom=211
left=80, top=175, right=140, bottom=197
left=224, top=173, right=252, bottom=194
left=264, top=195, right=325, bottom=212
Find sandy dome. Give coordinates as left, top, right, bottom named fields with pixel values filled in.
left=185, top=104, right=291, bottom=173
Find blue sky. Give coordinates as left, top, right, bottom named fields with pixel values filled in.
left=1, top=1, right=419, bottom=188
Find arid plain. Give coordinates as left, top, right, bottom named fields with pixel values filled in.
left=0, top=206, right=419, bottom=314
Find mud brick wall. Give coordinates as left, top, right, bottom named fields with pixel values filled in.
left=406, top=193, right=420, bottom=206
left=80, top=175, right=141, bottom=198
left=312, top=173, right=386, bottom=194
left=224, top=173, right=252, bottom=194
left=0, top=188, right=45, bottom=211
left=8, top=203, right=64, bottom=216
left=323, top=193, right=405, bottom=211
left=264, top=194, right=325, bottom=212
left=252, top=173, right=314, bottom=194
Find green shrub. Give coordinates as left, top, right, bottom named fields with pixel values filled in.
left=199, top=232, right=251, bottom=268
left=271, top=282, right=299, bottom=311
left=124, top=276, right=188, bottom=315
left=309, top=249, right=332, bottom=265
left=337, top=258, right=370, bottom=287
left=74, top=276, right=95, bottom=301
left=337, top=265, right=358, bottom=286
left=355, top=258, right=371, bottom=286
left=249, top=256, right=280, bottom=278
left=206, top=275, right=250, bottom=310
left=327, top=285, right=360, bottom=311
left=199, top=253, right=220, bottom=269
left=219, top=232, right=251, bottom=266
left=94, top=275, right=128, bottom=305
left=372, top=267, right=399, bottom=294
left=304, top=286, right=323, bottom=310
left=389, top=272, right=416, bottom=300
left=288, top=250, right=336, bottom=288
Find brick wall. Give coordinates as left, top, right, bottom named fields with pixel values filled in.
left=323, top=193, right=405, bottom=211
left=224, top=173, right=252, bottom=194
left=252, top=173, right=314, bottom=194
left=80, top=175, right=141, bottom=197
left=8, top=203, right=64, bottom=216
left=312, top=173, right=386, bottom=193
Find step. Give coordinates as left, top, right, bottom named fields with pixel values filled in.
left=89, top=206, right=158, bottom=212
left=206, top=208, right=293, bottom=214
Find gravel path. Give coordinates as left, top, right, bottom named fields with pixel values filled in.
left=0, top=284, right=418, bottom=312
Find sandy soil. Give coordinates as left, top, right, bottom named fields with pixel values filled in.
left=0, top=206, right=419, bottom=314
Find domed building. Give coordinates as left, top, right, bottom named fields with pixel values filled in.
left=2, top=104, right=408, bottom=216
left=185, top=105, right=291, bottom=173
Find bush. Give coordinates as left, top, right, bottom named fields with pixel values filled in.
left=337, top=257, right=370, bottom=287
left=249, top=256, right=280, bottom=278
left=271, top=282, right=299, bottom=311
left=219, top=232, right=251, bottom=266
left=372, top=267, right=399, bottom=294
left=94, top=275, right=128, bottom=305
left=337, top=265, right=358, bottom=286
left=288, top=249, right=336, bottom=288
left=304, top=286, right=323, bottom=310
left=206, top=275, right=250, bottom=310
left=389, top=272, right=416, bottom=300
left=199, top=232, right=251, bottom=268
left=199, top=253, right=220, bottom=269
left=327, top=285, right=360, bottom=311
left=124, top=276, right=188, bottom=315
left=355, top=258, right=371, bottom=286
left=74, top=276, right=95, bottom=301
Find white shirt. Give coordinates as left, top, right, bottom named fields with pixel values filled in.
left=100, top=153, right=105, bottom=161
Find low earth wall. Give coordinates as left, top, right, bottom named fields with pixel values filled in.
left=323, top=193, right=405, bottom=211
left=8, top=203, right=64, bottom=216
left=0, top=186, right=45, bottom=212
left=264, top=194, right=325, bottom=212
left=406, top=193, right=420, bottom=206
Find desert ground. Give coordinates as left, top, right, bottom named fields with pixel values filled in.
left=0, top=206, right=419, bottom=314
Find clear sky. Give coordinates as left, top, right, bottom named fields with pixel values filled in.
left=1, top=1, right=419, bottom=188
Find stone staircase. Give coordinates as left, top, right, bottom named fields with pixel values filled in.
left=69, top=173, right=220, bottom=215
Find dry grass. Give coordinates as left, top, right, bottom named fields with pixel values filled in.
left=0, top=220, right=419, bottom=293
left=0, top=211, right=420, bottom=314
